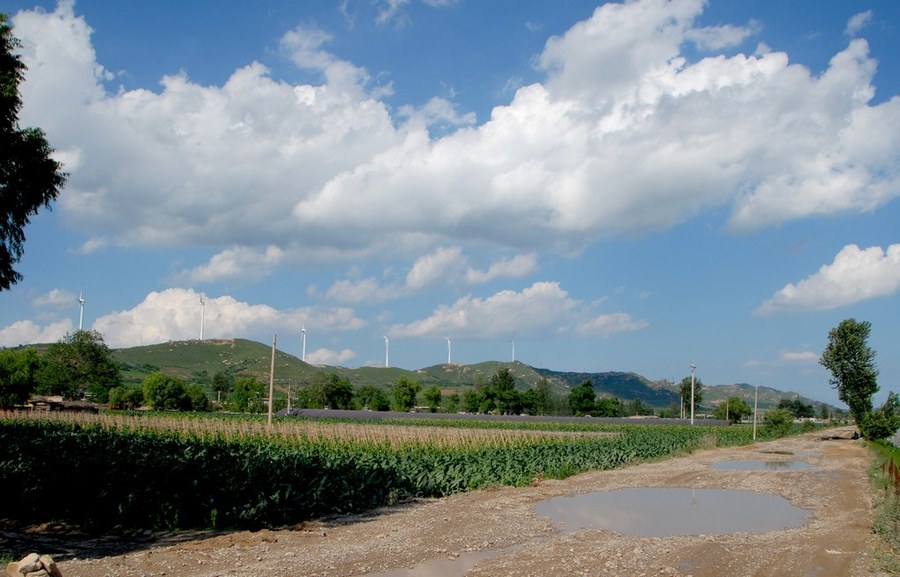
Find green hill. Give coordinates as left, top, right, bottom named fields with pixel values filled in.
left=110, top=338, right=836, bottom=412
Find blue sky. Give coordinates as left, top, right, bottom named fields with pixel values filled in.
left=2, top=0, right=899, bottom=406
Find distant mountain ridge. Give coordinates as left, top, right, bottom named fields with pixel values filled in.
left=110, top=338, right=834, bottom=411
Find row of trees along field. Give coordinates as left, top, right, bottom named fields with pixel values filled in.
left=0, top=331, right=718, bottom=418
left=2, top=318, right=896, bottom=436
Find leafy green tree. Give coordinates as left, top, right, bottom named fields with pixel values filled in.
left=143, top=373, right=189, bottom=410
left=391, top=376, right=421, bottom=412
left=777, top=398, right=815, bottom=419
left=423, top=385, right=442, bottom=413
left=491, top=367, right=521, bottom=414
left=594, top=396, right=624, bottom=417
left=0, top=14, right=68, bottom=291
left=819, top=318, right=879, bottom=432
left=36, top=330, right=123, bottom=402
left=763, top=408, right=794, bottom=437
left=462, top=388, right=481, bottom=413
left=443, top=392, right=460, bottom=413
left=628, top=398, right=649, bottom=416
left=229, top=376, right=266, bottom=413
left=185, top=383, right=210, bottom=412
left=320, top=373, right=355, bottom=409
left=0, top=348, right=41, bottom=407
left=568, top=380, right=596, bottom=415
left=713, top=396, right=752, bottom=423
left=679, top=375, right=704, bottom=416
left=211, top=371, right=233, bottom=404
left=860, top=392, right=900, bottom=441
left=107, top=385, right=144, bottom=410
left=356, top=385, right=390, bottom=411
left=533, top=378, right=552, bottom=416
left=141, top=372, right=189, bottom=411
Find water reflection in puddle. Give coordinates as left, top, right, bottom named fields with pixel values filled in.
left=361, top=549, right=499, bottom=577
left=535, top=488, right=808, bottom=537
left=712, top=460, right=812, bottom=471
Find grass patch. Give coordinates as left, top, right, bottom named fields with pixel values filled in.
left=869, top=440, right=900, bottom=572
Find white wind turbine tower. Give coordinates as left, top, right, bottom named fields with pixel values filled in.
left=301, top=325, right=307, bottom=363
left=446, top=336, right=452, bottom=365
left=510, top=339, right=515, bottom=363
left=199, top=295, right=205, bottom=341
left=384, top=335, right=390, bottom=368
left=77, top=290, right=85, bottom=331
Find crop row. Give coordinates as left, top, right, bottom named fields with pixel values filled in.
left=0, top=412, right=757, bottom=532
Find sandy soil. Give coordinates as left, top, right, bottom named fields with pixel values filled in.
left=37, top=427, right=892, bottom=576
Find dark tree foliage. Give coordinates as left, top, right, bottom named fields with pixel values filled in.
left=356, top=385, right=390, bottom=411
left=141, top=373, right=190, bottom=411
left=594, top=397, right=625, bottom=417
left=568, top=379, right=596, bottom=415
left=391, top=376, right=421, bottom=412
left=777, top=398, right=815, bottom=419
left=819, top=318, right=879, bottom=430
left=36, top=330, right=123, bottom=402
left=0, top=347, right=41, bottom=407
left=1, top=14, right=67, bottom=290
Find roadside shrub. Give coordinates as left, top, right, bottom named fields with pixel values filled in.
left=763, top=409, right=794, bottom=437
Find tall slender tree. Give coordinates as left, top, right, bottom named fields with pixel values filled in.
left=1, top=14, right=67, bottom=290
left=820, top=318, right=879, bottom=431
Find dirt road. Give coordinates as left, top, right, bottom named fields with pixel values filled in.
left=55, top=427, right=886, bottom=577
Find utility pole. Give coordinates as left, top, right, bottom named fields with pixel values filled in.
left=690, top=361, right=696, bottom=425
left=268, top=333, right=276, bottom=428
left=753, top=384, right=759, bottom=441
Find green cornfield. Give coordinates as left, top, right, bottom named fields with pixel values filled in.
left=0, top=411, right=757, bottom=532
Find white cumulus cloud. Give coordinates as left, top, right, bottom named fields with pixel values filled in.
left=390, top=281, right=646, bottom=340
left=756, top=244, right=900, bottom=315
left=12, top=0, right=900, bottom=280
left=88, top=288, right=365, bottom=348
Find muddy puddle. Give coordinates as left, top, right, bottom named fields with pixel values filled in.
left=712, top=460, right=813, bottom=471
left=534, top=487, right=809, bottom=537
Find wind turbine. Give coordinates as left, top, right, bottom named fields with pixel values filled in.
left=510, top=339, right=515, bottom=363
left=199, top=295, right=205, bottom=341
left=301, top=324, right=307, bottom=363
left=446, top=336, right=452, bottom=365
left=384, top=335, right=390, bottom=368
left=77, top=290, right=85, bottom=331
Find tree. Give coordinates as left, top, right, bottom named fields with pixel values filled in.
left=533, top=378, right=552, bottom=416
left=679, top=376, right=704, bottom=416
left=0, top=348, right=41, bottom=407
left=777, top=399, right=815, bottom=419
left=391, top=376, right=421, bottom=412
left=860, top=392, right=900, bottom=440
left=594, top=396, right=624, bottom=417
left=356, top=385, right=390, bottom=411
left=0, top=14, right=68, bottom=290
left=763, top=408, right=794, bottom=437
left=107, top=385, right=144, bottom=410
left=713, top=397, right=752, bottom=424
left=229, top=376, right=266, bottom=413
left=211, top=371, right=233, bottom=404
left=569, top=380, right=596, bottom=415
left=185, top=383, right=210, bottom=412
left=36, top=330, right=123, bottom=402
left=491, top=367, right=521, bottom=414
left=311, top=373, right=355, bottom=409
left=423, top=385, right=442, bottom=413
left=141, top=372, right=190, bottom=411
left=819, top=318, right=879, bottom=431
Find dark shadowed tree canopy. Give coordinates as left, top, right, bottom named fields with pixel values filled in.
left=1, top=14, right=67, bottom=290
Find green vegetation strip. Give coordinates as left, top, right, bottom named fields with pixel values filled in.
left=0, top=413, right=756, bottom=532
